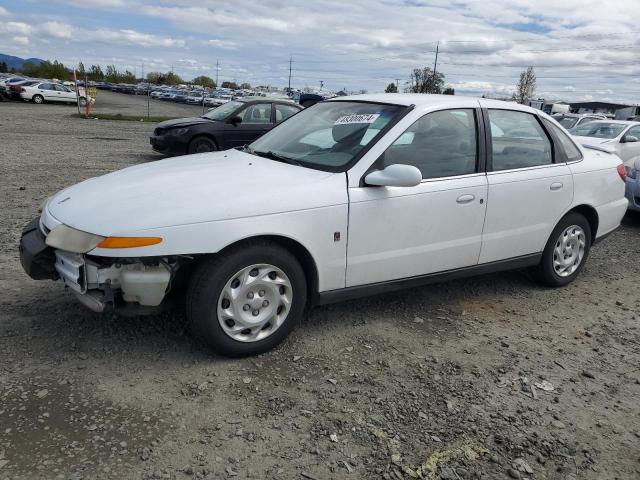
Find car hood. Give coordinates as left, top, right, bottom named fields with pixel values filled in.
left=156, top=117, right=212, bottom=129
left=46, top=149, right=343, bottom=236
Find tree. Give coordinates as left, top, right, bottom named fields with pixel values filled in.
left=192, top=75, right=215, bottom=88
left=0, top=61, right=7, bottom=73
left=221, top=81, right=238, bottom=89
left=105, top=64, right=119, bottom=82
left=385, top=82, right=398, bottom=93
left=513, top=66, right=536, bottom=104
left=88, top=65, right=104, bottom=81
left=239, top=82, right=251, bottom=90
left=406, top=67, right=444, bottom=94
left=78, top=61, right=86, bottom=78
left=443, top=87, right=455, bottom=95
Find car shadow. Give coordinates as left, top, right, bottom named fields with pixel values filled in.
left=622, top=210, right=640, bottom=229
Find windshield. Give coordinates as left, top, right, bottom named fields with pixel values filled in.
left=556, top=116, right=578, bottom=129
left=249, top=101, right=405, bottom=170
left=571, top=122, right=627, bottom=139
left=203, top=101, right=243, bottom=120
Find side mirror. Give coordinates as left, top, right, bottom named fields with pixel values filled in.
left=229, top=115, right=242, bottom=126
left=623, top=135, right=638, bottom=143
left=364, top=164, right=422, bottom=188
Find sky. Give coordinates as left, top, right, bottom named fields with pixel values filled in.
left=1, top=0, right=640, bottom=103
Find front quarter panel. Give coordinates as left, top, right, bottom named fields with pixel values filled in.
left=87, top=173, right=349, bottom=292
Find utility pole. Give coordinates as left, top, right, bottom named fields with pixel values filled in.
left=432, top=41, right=439, bottom=93
left=288, top=55, right=292, bottom=93
left=215, top=59, right=219, bottom=88
left=141, top=61, right=144, bottom=81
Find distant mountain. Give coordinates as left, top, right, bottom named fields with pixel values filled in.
left=0, top=54, right=45, bottom=69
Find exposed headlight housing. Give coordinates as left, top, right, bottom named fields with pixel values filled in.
left=45, top=225, right=105, bottom=253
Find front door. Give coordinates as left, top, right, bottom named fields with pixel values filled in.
left=346, top=108, right=488, bottom=287
left=224, top=102, right=274, bottom=148
left=479, top=107, right=573, bottom=263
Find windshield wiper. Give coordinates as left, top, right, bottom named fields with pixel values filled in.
left=251, top=150, right=302, bottom=166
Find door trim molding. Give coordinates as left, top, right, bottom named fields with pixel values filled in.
left=313, top=253, right=541, bottom=305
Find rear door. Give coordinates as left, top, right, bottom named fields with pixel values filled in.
left=38, top=83, right=57, bottom=101
left=54, top=84, right=75, bottom=102
left=479, top=106, right=573, bottom=263
left=224, top=102, right=274, bottom=148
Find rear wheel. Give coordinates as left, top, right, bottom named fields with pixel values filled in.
left=188, top=136, right=218, bottom=154
left=33, top=95, right=44, bottom=104
left=531, top=212, right=591, bottom=287
left=186, top=241, right=307, bottom=357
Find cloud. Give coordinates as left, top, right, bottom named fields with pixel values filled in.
left=205, top=39, right=238, bottom=50
left=0, top=6, right=9, bottom=17
left=4, top=0, right=640, bottom=102
left=12, top=36, right=29, bottom=46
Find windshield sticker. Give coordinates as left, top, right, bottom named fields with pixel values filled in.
left=334, top=113, right=380, bottom=125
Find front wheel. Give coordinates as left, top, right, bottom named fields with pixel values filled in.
left=530, top=212, right=591, bottom=287
left=186, top=241, right=307, bottom=357
left=33, top=95, right=44, bottom=104
left=188, top=136, right=218, bottom=154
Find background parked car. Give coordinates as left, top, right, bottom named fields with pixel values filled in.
left=625, top=157, right=640, bottom=212
left=20, top=82, right=86, bottom=106
left=571, top=120, right=640, bottom=166
left=150, top=98, right=302, bottom=155
left=552, top=113, right=606, bottom=130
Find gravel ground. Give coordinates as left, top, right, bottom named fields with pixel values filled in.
left=91, top=90, right=209, bottom=117
left=1, top=98, right=640, bottom=480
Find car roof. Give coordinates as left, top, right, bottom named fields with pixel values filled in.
left=327, top=93, right=537, bottom=113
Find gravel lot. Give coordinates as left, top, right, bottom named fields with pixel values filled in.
left=1, top=96, right=640, bottom=480
left=90, top=90, right=209, bottom=117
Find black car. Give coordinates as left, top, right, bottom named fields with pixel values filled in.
left=149, top=98, right=302, bottom=155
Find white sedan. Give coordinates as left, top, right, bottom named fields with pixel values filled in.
left=571, top=120, right=640, bottom=167
left=20, top=81, right=86, bottom=106
left=20, top=94, right=628, bottom=356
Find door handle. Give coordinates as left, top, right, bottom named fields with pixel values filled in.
left=550, top=182, right=563, bottom=191
left=456, top=194, right=475, bottom=204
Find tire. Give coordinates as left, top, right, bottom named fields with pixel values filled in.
left=33, top=95, right=44, bottom=104
left=78, top=97, right=87, bottom=107
left=188, top=136, right=218, bottom=154
left=530, top=212, right=591, bottom=287
left=186, top=241, right=307, bottom=357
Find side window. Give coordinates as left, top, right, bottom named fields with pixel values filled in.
left=626, top=126, right=640, bottom=140
left=382, top=109, right=477, bottom=179
left=544, top=119, right=583, bottom=162
left=39, top=83, right=53, bottom=90
left=239, top=103, right=272, bottom=124
left=275, top=104, right=299, bottom=123
left=489, top=110, right=552, bottom=171
left=54, top=84, right=68, bottom=92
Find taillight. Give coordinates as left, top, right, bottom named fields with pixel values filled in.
left=617, top=164, right=626, bottom=182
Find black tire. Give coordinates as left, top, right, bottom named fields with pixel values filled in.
left=186, top=241, right=307, bottom=357
left=530, top=212, right=591, bottom=287
left=33, top=94, right=44, bottom=104
left=188, top=136, right=218, bottom=154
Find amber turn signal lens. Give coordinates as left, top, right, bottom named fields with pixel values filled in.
left=97, top=237, right=162, bottom=248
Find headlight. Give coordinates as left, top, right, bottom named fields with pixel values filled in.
left=171, top=127, right=189, bottom=136
left=45, top=225, right=105, bottom=253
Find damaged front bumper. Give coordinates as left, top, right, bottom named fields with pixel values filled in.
left=19, top=216, right=178, bottom=313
